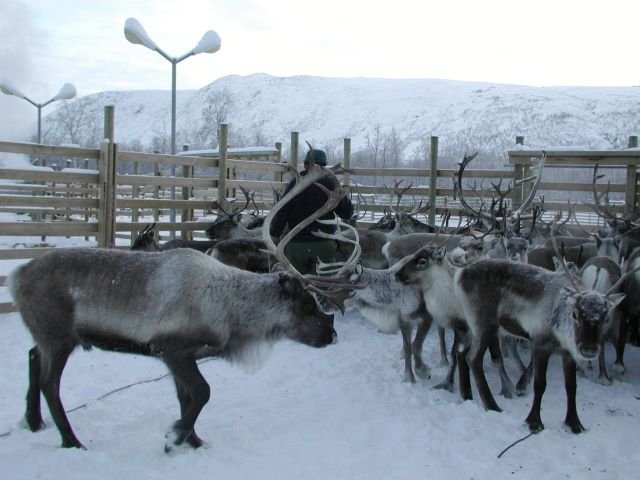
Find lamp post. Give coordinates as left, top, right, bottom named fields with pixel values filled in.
left=124, top=17, right=221, bottom=236
left=0, top=78, right=77, bottom=146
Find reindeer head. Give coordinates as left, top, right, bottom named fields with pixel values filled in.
left=551, top=212, right=627, bottom=360
left=275, top=272, right=337, bottom=347
left=448, top=235, right=485, bottom=267
left=562, top=290, right=624, bottom=360
left=131, top=223, right=160, bottom=251
left=206, top=187, right=252, bottom=240
left=395, top=244, right=447, bottom=285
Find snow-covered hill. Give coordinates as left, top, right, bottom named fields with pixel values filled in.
left=38, top=73, right=640, bottom=166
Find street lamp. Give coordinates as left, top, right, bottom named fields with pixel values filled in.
left=124, top=17, right=221, bottom=234
left=0, top=78, right=77, bottom=145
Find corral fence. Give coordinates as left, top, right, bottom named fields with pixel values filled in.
left=0, top=105, right=638, bottom=313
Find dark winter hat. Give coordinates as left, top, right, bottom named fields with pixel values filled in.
left=303, top=149, right=327, bottom=166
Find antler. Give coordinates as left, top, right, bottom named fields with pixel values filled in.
left=549, top=211, right=582, bottom=292
left=219, top=185, right=251, bottom=219
left=262, top=158, right=359, bottom=310
left=313, top=215, right=362, bottom=276
left=509, top=151, right=547, bottom=221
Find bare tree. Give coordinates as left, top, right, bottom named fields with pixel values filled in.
left=198, top=87, right=234, bottom=147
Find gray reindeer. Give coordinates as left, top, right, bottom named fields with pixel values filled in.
left=8, top=162, right=358, bottom=451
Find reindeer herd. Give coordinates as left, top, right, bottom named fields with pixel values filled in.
left=8, top=152, right=640, bottom=452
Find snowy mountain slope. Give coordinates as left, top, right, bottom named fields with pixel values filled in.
left=39, top=74, right=640, bottom=164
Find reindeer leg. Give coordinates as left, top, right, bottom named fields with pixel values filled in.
left=516, top=359, right=533, bottom=396
left=509, top=338, right=527, bottom=375
left=596, top=344, right=612, bottom=386
left=164, top=353, right=211, bottom=452
left=613, top=315, right=630, bottom=377
left=434, top=328, right=458, bottom=392
left=488, top=336, right=514, bottom=399
left=174, top=378, right=205, bottom=448
left=399, top=321, right=416, bottom=383
left=455, top=328, right=473, bottom=401
left=25, top=346, right=46, bottom=432
left=525, top=346, right=551, bottom=433
left=562, top=354, right=585, bottom=434
left=438, top=326, right=449, bottom=366
left=412, top=313, right=433, bottom=380
left=39, top=344, right=84, bottom=449
left=468, top=329, right=502, bottom=412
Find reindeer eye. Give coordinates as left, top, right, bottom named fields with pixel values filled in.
left=417, top=258, right=428, bottom=269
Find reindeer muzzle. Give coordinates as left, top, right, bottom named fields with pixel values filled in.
left=578, top=344, right=600, bottom=360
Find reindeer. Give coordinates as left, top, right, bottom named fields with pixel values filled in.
left=382, top=229, right=484, bottom=368
left=577, top=256, right=623, bottom=384
left=205, top=186, right=263, bottom=241
left=616, top=247, right=640, bottom=375
left=452, top=244, right=628, bottom=433
left=207, top=238, right=274, bottom=273
left=391, top=243, right=516, bottom=399
left=131, top=223, right=273, bottom=273
left=314, top=218, right=430, bottom=383
left=8, top=162, right=358, bottom=451
left=131, top=223, right=218, bottom=253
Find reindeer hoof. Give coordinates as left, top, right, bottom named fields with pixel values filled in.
left=433, top=381, right=454, bottom=393
left=414, top=364, right=431, bottom=380
left=403, top=373, right=417, bottom=384
left=611, top=363, right=625, bottom=379
left=526, top=420, right=544, bottom=433
left=566, top=418, right=586, bottom=434
left=61, top=437, right=86, bottom=449
left=23, top=414, right=46, bottom=432
left=594, top=376, right=613, bottom=386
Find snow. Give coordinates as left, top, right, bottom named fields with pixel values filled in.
left=0, top=235, right=639, bottom=479
left=29, top=74, right=640, bottom=169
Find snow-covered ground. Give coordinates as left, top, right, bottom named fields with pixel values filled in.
left=1, top=236, right=639, bottom=480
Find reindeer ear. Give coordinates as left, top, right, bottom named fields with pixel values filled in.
left=606, top=292, right=625, bottom=310
left=277, top=272, right=301, bottom=299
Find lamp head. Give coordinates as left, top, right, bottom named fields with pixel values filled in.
left=0, top=78, right=28, bottom=100
left=52, top=83, right=77, bottom=101
left=124, top=17, right=159, bottom=51
left=193, top=30, right=221, bottom=55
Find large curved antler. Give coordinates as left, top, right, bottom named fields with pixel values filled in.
left=262, top=157, right=359, bottom=310
left=509, top=151, right=547, bottom=221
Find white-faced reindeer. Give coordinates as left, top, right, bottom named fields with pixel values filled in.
left=452, top=244, right=628, bottom=433
left=315, top=218, right=430, bottom=383
left=9, top=161, right=358, bottom=451
left=391, top=242, right=517, bottom=399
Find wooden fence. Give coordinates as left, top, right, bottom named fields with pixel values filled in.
left=0, top=105, right=638, bottom=313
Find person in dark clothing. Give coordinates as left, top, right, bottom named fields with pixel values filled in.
left=269, top=149, right=354, bottom=275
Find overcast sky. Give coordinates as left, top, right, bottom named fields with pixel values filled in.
left=2, top=0, right=639, bottom=140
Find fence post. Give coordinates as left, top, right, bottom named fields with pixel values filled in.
left=131, top=156, right=139, bottom=245
left=512, top=136, right=525, bottom=208
left=97, top=140, right=109, bottom=248
left=217, top=123, right=228, bottom=214
left=181, top=144, right=194, bottom=240
left=625, top=135, right=639, bottom=212
left=429, top=136, right=438, bottom=226
left=97, top=106, right=116, bottom=248
left=289, top=132, right=299, bottom=181
left=343, top=138, right=351, bottom=187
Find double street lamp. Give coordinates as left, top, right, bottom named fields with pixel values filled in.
left=0, top=78, right=77, bottom=145
left=123, top=18, right=221, bottom=232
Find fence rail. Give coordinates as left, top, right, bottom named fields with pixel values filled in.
left=1, top=106, right=638, bottom=313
